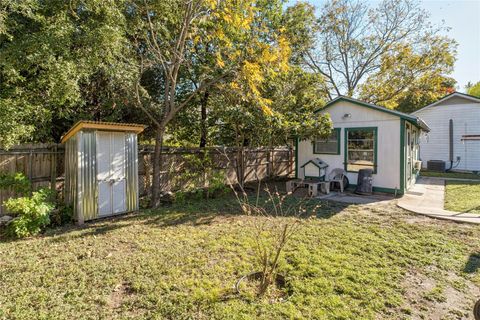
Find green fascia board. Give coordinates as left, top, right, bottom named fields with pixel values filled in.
left=312, top=128, right=341, bottom=155
left=399, top=119, right=405, bottom=193
left=344, top=127, right=378, bottom=174
left=300, top=159, right=322, bottom=169
left=347, top=184, right=402, bottom=196
left=315, top=96, right=430, bottom=132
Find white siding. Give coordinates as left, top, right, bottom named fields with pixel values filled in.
left=414, top=100, right=480, bottom=171
left=298, top=101, right=402, bottom=191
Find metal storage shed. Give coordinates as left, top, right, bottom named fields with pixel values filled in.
left=61, top=121, right=145, bottom=224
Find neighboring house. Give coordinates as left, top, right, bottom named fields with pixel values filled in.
left=411, top=92, right=480, bottom=172
left=296, top=96, right=430, bottom=195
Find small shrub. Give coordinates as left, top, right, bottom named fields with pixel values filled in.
left=0, top=172, right=31, bottom=194
left=49, top=204, right=73, bottom=227
left=205, top=171, right=228, bottom=199
left=230, top=184, right=312, bottom=297
left=139, top=195, right=151, bottom=209
left=174, top=190, right=187, bottom=204
left=167, top=150, right=228, bottom=203
left=172, top=170, right=228, bottom=204
left=4, top=188, right=54, bottom=238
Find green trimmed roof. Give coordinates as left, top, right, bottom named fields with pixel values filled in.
left=300, top=158, right=328, bottom=169
left=314, top=96, right=430, bottom=132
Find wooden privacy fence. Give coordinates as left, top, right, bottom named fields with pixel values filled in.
left=0, top=144, right=294, bottom=214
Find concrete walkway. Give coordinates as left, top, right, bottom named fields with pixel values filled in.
left=397, top=177, right=480, bottom=224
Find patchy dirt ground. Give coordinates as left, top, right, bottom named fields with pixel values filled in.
left=357, top=200, right=480, bottom=320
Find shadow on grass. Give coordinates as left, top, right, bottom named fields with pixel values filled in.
left=1, top=188, right=350, bottom=243
left=46, top=221, right=136, bottom=243
left=143, top=192, right=350, bottom=229
left=464, top=253, right=480, bottom=273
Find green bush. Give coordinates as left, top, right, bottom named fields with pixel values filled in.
left=49, top=204, right=73, bottom=227
left=0, top=172, right=31, bottom=194
left=4, top=188, right=54, bottom=238
left=206, top=171, right=228, bottom=198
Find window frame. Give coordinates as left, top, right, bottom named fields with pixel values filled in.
left=344, top=127, right=378, bottom=174
left=313, top=128, right=341, bottom=155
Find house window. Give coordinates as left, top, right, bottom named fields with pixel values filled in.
left=313, top=128, right=340, bottom=154
left=345, top=127, right=377, bottom=173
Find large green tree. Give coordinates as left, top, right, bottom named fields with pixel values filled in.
left=0, top=0, right=134, bottom=148
left=201, top=67, right=332, bottom=186
left=291, top=0, right=457, bottom=111
left=129, top=0, right=296, bottom=205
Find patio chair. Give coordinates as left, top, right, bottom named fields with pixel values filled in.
left=328, top=168, right=346, bottom=193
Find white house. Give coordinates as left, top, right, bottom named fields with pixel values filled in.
left=296, top=96, right=430, bottom=195
left=412, top=92, right=480, bottom=172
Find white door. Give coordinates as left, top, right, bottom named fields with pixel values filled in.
left=405, top=124, right=417, bottom=188
left=96, top=132, right=127, bottom=217
left=406, top=126, right=412, bottom=186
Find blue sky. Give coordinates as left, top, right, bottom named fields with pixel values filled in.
left=287, top=0, right=480, bottom=92
left=421, top=0, right=480, bottom=91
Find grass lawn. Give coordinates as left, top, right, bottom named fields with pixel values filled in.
left=421, top=170, right=480, bottom=180
left=445, top=181, right=480, bottom=214
left=1, top=194, right=480, bottom=319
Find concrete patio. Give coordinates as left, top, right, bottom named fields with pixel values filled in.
left=397, top=177, right=480, bottom=224
left=317, top=190, right=394, bottom=205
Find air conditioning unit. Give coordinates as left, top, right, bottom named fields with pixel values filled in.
left=414, top=160, right=422, bottom=170
left=427, top=160, right=446, bottom=172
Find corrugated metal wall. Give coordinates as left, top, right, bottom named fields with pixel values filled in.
left=68, top=130, right=139, bottom=222
left=64, top=135, right=77, bottom=212
left=77, top=130, right=98, bottom=221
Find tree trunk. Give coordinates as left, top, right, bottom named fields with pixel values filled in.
left=151, top=127, right=165, bottom=208
left=236, top=146, right=245, bottom=188
left=199, top=90, right=209, bottom=148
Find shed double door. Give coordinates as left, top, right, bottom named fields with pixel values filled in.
left=96, top=132, right=127, bottom=217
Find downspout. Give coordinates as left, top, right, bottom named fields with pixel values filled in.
left=446, top=119, right=453, bottom=172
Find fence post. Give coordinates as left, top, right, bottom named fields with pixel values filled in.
left=28, top=149, right=33, bottom=195
left=50, top=144, right=57, bottom=192
left=289, top=144, right=294, bottom=177
left=269, top=148, right=274, bottom=178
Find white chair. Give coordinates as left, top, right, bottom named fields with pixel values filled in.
left=328, top=169, right=346, bottom=193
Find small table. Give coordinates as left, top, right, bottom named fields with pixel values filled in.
left=286, top=179, right=304, bottom=193
left=286, top=178, right=330, bottom=196
left=306, top=180, right=330, bottom=197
